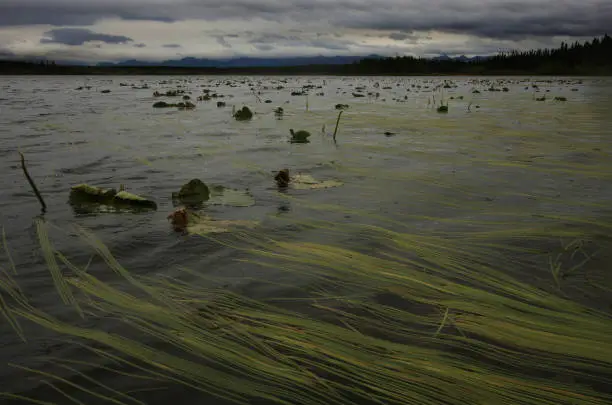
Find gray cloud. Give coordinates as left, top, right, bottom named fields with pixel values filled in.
left=389, top=32, right=411, bottom=41
left=336, top=1, right=611, bottom=40
left=0, top=1, right=608, bottom=42
left=0, top=0, right=290, bottom=26
left=215, top=36, right=232, bottom=48
left=388, top=31, right=431, bottom=44
left=0, top=47, right=15, bottom=57
left=249, top=33, right=301, bottom=43
left=0, top=0, right=609, bottom=62
left=40, top=28, right=133, bottom=46
left=253, top=44, right=275, bottom=51
left=248, top=32, right=357, bottom=51
left=0, top=1, right=178, bottom=26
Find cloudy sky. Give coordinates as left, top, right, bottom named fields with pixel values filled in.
left=0, top=0, right=609, bottom=63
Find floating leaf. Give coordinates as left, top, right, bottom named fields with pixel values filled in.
left=207, top=185, right=255, bottom=207
left=71, top=184, right=116, bottom=198
left=69, top=184, right=157, bottom=211
left=234, top=106, right=253, bottom=121
left=290, top=129, right=311, bottom=143
left=185, top=213, right=258, bottom=235
left=291, top=174, right=343, bottom=190
left=172, top=179, right=210, bottom=206
left=114, top=191, right=156, bottom=207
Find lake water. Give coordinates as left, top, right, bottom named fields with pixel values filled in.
left=1, top=75, right=611, bottom=404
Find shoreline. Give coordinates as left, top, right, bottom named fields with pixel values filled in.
left=0, top=70, right=609, bottom=76
left=1, top=62, right=610, bottom=77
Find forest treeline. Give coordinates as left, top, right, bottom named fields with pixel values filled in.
left=342, top=34, right=612, bottom=75
left=0, top=35, right=610, bottom=75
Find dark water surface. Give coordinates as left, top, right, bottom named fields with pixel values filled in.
left=0, top=75, right=611, bottom=404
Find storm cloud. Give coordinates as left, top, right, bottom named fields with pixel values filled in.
left=215, top=36, right=232, bottom=48
left=0, top=0, right=609, bottom=40
left=0, top=0, right=608, bottom=62
left=40, top=28, right=133, bottom=46
left=388, top=32, right=429, bottom=43
left=248, top=33, right=358, bottom=52
left=337, top=3, right=612, bottom=40
left=0, top=47, right=14, bottom=57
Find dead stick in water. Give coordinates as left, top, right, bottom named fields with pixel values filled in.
left=333, top=110, right=344, bottom=143
left=18, top=152, right=47, bottom=213
left=251, top=88, right=262, bottom=103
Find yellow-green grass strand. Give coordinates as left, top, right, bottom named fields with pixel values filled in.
left=0, top=393, right=58, bottom=405
left=35, top=219, right=77, bottom=308
left=40, top=380, right=87, bottom=405
left=46, top=361, right=146, bottom=405
left=10, top=308, right=256, bottom=405
left=1, top=227, right=17, bottom=275
left=10, top=363, right=128, bottom=405
left=46, top=355, right=168, bottom=385
left=54, top=264, right=334, bottom=405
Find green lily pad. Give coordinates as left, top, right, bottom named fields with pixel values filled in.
left=291, top=174, right=343, bottom=190
left=234, top=106, right=253, bottom=121
left=207, top=185, right=256, bottom=207
left=115, top=191, right=147, bottom=202
left=71, top=184, right=116, bottom=198
left=172, top=179, right=210, bottom=206
left=69, top=184, right=157, bottom=211
left=112, top=191, right=157, bottom=208
left=290, top=129, right=311, bottom=143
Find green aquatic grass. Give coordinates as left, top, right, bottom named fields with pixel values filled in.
left=1, top=210, right=611, bottom=405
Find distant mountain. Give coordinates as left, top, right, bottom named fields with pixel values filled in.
left=431, top=54, right=491, bottom=62
left=98, top=55, right=381, bottom=68
left=3, top=35, right=610, bottom=75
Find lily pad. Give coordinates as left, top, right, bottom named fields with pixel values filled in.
left=153, top=101, right=172, bottom=108
left=207, top=185, right=255, bottom=207
left=114, top=191, right=157, bottom=207
left=290, top=129, right=311, bottom=144
left=234, top=106, right=253, bottom=121
left=177, top=101, right=196, bottom=110
left=71, top=184, right=116, bottom=199
left=291, top=174, right=343, bottom=190
left=185, top=213, right=259, bottom=235
left=172, top=179, right=210, bottom=206
left=69, top=184, right=157, bottom=210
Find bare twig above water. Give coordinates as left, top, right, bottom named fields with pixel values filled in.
left=251, top=88, right=262, bottom=103
left=333, top=110, right=344, bottom=143
left=18, top=152, right=47, bottom=213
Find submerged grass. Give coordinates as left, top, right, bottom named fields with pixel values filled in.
left=1, top=206, right=611, bottom=404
